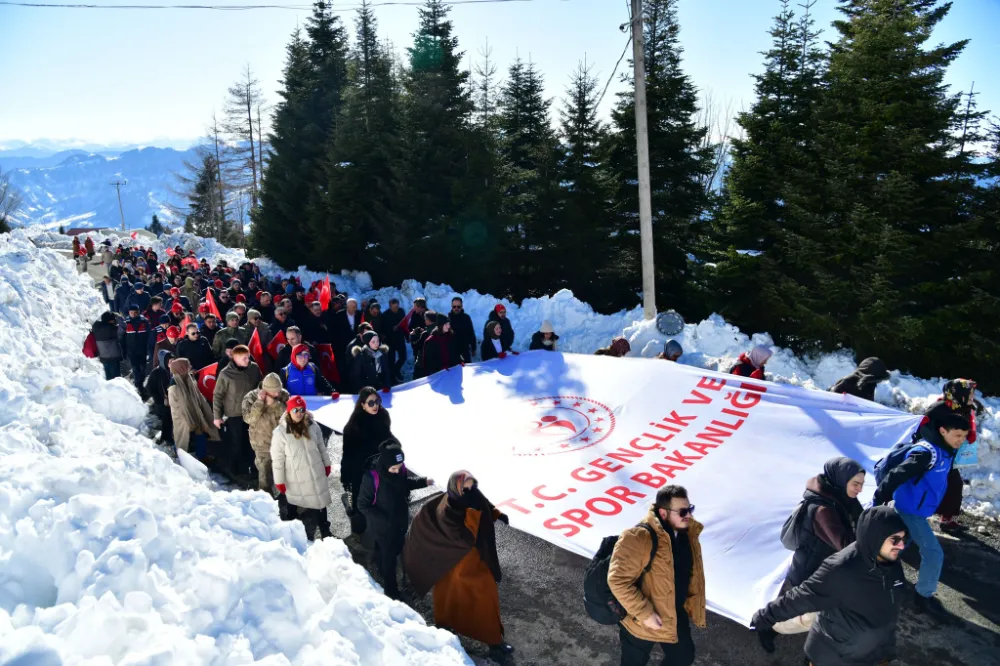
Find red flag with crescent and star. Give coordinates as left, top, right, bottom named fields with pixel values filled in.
left=267, top=329, right=287, bottom=361
left=196, top=362, right=218, bottom=403
left=204, top=288, right=222, bottom=321
left=315, top=343, right=341, bottom=387
left=319, top=275, right=332, bottom=312
left=247, top=327, right=265, bottom=369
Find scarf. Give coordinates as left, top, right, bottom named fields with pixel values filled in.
left=170, top=362, right=214, bottom=435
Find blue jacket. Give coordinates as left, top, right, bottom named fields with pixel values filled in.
left=888, top=434, right=955, bottom=517
left=113, top=283, right=133, bottom=313
left=281, top=362, right=332, bottom=396
left=124, top=286, right=151, bottom=314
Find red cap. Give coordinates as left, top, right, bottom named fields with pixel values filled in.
left=214, top=280, right=224, bottom=289
left=171, top=302, right=183, bottom=312
left=494, top=303, right=506, bottom=314
left=286, top=395, right=307, bottom=413
left=166, top=326, right=181, bottom=338
left=255, top=290, right=264, bottom=301
left=235, top=294, right=246, bottom=303
left=170, top=287, right=180, bottom=296
left=305, top=293, right=317, bottom=304
left=198, top=302, right=210, bottom=313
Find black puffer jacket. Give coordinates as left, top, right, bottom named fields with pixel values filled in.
left=784, top=473, right=863, bottom=588
left=91, top=319, right=122, bottom=361
left=755, top=506, right=906, bottom=666
left=830, top=357, right=890, bottom=402
left=357, top=448, right=428, bottom=548
left=341, top=408, right=393, bottom=493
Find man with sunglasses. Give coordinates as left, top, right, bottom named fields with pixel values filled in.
left=176, top=323, right=215, bottom=371
left=449, top=297, right=477, bottom=364
left=608, top=485, right=706, bottom=666
left=751, top=505, right=907, bottom=666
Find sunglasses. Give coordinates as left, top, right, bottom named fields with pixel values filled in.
left=888, top=535, right=906, bottom=546
left=365, top=398, right=381, bottom=408
left=189, top=331, right=199, bottom=336
left=668, top=505, right=695, bottom=518
left=291, top=407, right=305, bottom=414
left=452, top=306, right=463, bottom=310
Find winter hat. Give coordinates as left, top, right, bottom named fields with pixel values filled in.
left=226, top=311, right=240, bottom=322
left=663, top=340, right=683, bottom=358
left=100, top=312, right=116, bottom=325
left=198, top=303, right=210, bottom=313
left=127, top=304, right=140, bottom=313
left=255, top=290, right=264, bottom=302
left=247, top=308, right=261, bottom=321
left=539, top=320, right=554, bottom=334
left=284, top=284, right=295, bottom=295
left=134, top=282, right=144, bottom=290
left=225, top=338, right=241, bottom=351
left=232, top=302, right=247, bottom=313
left=261, top=373, right=283, bottom=392
left=166, top=326, right=181, bottom=339
left=286, top=395, right=307, bottom=414
left=171, top=302, right=184, bottom=312
left=159, top=314, right=171, bottom=324
left=362, top=330, right=379, bottom=347
left=214, top=279, right=224, bottom=289
left=435, top=313, right=450, bottom=329
left=235, top=294, right=246, bottom=303
left=610, top=336, right=631, bottom=357
left=749, top=344, right=772, bottom=369
left=378, top=441, right=405, bottom=470
left=291, top=343, right=311, bottom=366
left=494, top=303, right=506, bottom=314
left=170, top=287, right=180, bottom=296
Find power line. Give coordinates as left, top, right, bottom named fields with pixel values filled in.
left=594, top=0, right=631, bottom=110
left=0, top=0, right=545, bottom=9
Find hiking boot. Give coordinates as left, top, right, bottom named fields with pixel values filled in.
left=913, top=594, right=949, bottom=619
left=939, top=518, right=964, bottom=533
left=755, top=626, right=777, bottom=653
left=487, top=644, right=513, bottom=665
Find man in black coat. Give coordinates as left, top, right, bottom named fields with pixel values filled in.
left=830, top=358, right=890, bottom=402
left=122, top=304, right=152, bottom=398
left=751, top=506, right=907, bottom=666
left=448, top=297, right=477, bottom=363
left=381, top=298, right=407, bottom=383
left=332, top=298, right=362, bottom=381
left=176, top=323, right=216, bottom=371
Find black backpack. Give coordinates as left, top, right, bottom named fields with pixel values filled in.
left=583, top=523, right=658, bottom=625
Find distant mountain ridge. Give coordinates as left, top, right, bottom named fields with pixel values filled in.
left=3, top=145, right=198, bottom=231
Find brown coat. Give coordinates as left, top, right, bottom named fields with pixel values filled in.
left=167, top=379, right=221, bottom=452
left=608, top=510, right=707, bottom=643
left=241, top=387, right=289, bottom=455
left=212, top=362, right=262, bottom=420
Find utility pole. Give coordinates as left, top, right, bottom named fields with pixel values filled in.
left=111, top=179, right=127, bottom=231
left=631, top=0, right=657, bottom=320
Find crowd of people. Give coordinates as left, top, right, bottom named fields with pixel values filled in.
left=79, top=241, right=984, bottom=666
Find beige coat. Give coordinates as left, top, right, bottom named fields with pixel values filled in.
left=241, top=388, right=289, bottom=455
left=608, top=509, right=707, bottom=643
left=168, top=382, right=221, bottom=452
left=271, top=414, right=331, bottom=510
left=212, top=362, right=261, bottom=420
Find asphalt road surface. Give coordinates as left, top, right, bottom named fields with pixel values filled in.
left=327, top=433, right=1000, bottom=666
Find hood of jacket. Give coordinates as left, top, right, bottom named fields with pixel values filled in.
left=855, top=357, right=889, bottom=384
left=157, top=349, right=174, bottom=372
left=855, top=506, right=907, bottom=568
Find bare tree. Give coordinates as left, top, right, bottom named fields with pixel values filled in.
left=697, top=90, right=738, bottom=194
left=224, top=64, right=265, bottom=211
left=473, top=39, right=500, bottom=127
left=0, top=167, right=24, bottom=232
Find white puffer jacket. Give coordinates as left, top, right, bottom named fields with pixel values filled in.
left=271, top=413, right=332, bottom=510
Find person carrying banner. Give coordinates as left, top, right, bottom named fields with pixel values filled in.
left=341, top=388, right=393, bottom=531
left=167, top=357, right=220, bottom=459
left=657, top=340, right=683, bottom=362
left=481, top=319, right=512, bottom=361
left=404, top=471, right=512, bottom=663
left=529, top=321, right=559, bottom=352
left=608, top=485, right=706, bottom=666
left=486, top=304, right=514, bottom=350
left=756, top=457, right=865, bottom=653
left=830, top=358, right=890, bottom=401
left=271, top=395, right=333, bottom=541
left=751, top=506, right=907, bottom=666
left=872, top=412, right=968, bottom=618
left=357, top=440, right=433, bottom=600
left=595, top=336, right=631, bottom=358
left=730, top=344, right=772, bottom=380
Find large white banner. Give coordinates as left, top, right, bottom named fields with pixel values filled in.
left=308, top=351, right=921, bottom=626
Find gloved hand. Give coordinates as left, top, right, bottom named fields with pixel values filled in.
left=276, top=484, right=287, bottom=494
left=331, top=391, right=340, bottom=400
left=750, top=609, right=772, bottom=632
left=498, top=352, right=507, bottom=359
left=325, top=466, right=331, bottom=477
left=497, top=513, right=510, bottom=525
left=381, top=386, right=391, bottom=393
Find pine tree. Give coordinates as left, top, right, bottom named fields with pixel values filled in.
left=148, top=214, right=166, bottom=236
left=498, top=58, right=562, bottom=297
left=311, top=0, right=403, bottom=281
left=558, top=60, right=622, bottom=309
left=252, top=29, right=314, bottom=263
left=812, top=0, right=979, bottom=372
left=609, top=0, right=714, bottom=313
left=710, top=0, right=828, bottom=340
left=186, top=154, right=239, bottom=245
left=394, top=0, right=477, bottom=287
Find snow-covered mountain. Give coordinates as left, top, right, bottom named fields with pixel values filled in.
left=3, top=146, right=197, bottom=231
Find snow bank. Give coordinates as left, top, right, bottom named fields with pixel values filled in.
left=20, top=226, right=1000, bottom=519
left=0, top=231, right=472, bottom=665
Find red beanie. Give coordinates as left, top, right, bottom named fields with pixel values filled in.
left=214, top=279, right=224, bottom=289
left=166, top=326, right=181, bottom=339
left=198, top=303, right=210, bottom=313
left=171, top=302, right=183, bottom=312
left=291, top=344, right=310, bottom=369
left=170, top=287, right=180, bottom=296
left=255, top=290, right=264, bottom=302
left=286, top=395, right=307, bottom=413
left=494, top=303, right=506, bottom=314
left=235, top=294, right=246, bottom=303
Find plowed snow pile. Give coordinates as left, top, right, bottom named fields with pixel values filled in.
left=0, top=231, right=472, bottom=665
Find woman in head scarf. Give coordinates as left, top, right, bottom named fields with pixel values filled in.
left=730, top=344, right=772, bottom=380
left=404, top=471, right=513, bottom=663
left=167, top=357, right=221, bottom=459
left=757, top=457, right=866, bottom=653
left=830, top=357, right=890, bottom=402
left=657, top=339, right=683, bottom=362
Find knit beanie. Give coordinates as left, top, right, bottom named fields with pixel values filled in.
left=166, top=326, right=181, bottom=339
left=261, top=373, right=283, bottom=391
left=286, top=395, right=306, bottom=413
left=494, top=303, right=506, bottom=314
left=378, top=441, right=405, bottom=470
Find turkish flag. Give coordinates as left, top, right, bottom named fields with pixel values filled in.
left=180, top=314, right=191, bottom=332
left=248, top=327, right=265, bottom=369
left=130, top=231, right=138, bottom=240
left=166, top=247, right=176, bottom=257
left=197, top=362, right=218, bottom=403
left=316, top=343, right=341, bottom=387
left=204, top=288, right=222, bottom=321
left=181, top=257, right=199, bottom=270
left=319, top=275, right=332, bottom=312
left=267, top=329, right=287, bottom=360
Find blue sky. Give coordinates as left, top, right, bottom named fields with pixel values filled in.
left=0, top=0, right=997, bottom=146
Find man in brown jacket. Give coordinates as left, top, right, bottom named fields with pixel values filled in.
left=241, top=372, right=289, bottom=492
left=212, top=345, right=262, bottom=485
left=608, top=485, right=707, bottom=666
